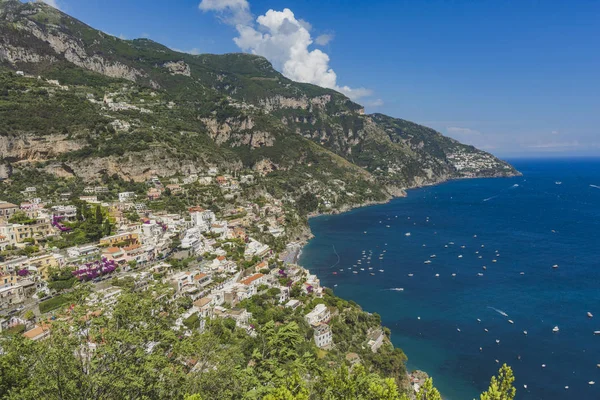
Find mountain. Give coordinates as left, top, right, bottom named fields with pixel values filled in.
left=0, top=0, right=519, bottom=208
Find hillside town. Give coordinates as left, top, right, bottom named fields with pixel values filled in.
left=0, top=169, right=395, bottom=368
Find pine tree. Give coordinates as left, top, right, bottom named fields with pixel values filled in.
left=95, top=205, right=103, bottom=225
left=480, top=364, right=516, bottom=400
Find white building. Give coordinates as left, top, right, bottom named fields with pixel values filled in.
left=305, top=304, right=330, bottom=327
left=118, top=192, right=137, bottom=203
left=191, top=210, right=216, bottom=233
left=314, top=324, right=333, bottom=349
left=244, top=239, right=271, bottom=261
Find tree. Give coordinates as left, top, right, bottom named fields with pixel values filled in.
left=416, top=378, right=442, bottom=400
left=23, top=310, right=35, bottom=322
left=480, top=364, right=516, bottom=400
left=95, top=205, right=103, bottom=225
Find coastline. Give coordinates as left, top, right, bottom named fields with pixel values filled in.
left=296, top=171, right=521, bottom=398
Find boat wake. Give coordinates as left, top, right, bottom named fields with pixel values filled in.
left=488, top=306, right=509, bottom=317
left=483, top=183, right=521, bottom=202
left=329, top=245, right=341, bottom=269
left=388, top=288, right=405, bottom=292
left=591, top=185, right=600, bottom=190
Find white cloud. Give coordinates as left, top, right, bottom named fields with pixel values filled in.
left=315, top=33, right=334, bottom=46
left=171, top=47, right=202, bottom=55
left=365, top=98, right=384, bottom=107
left=528, top=141, right=580, bottom=150
left=200, top=3, right=373, bottom=101
left=36, top=0, right=59, bottom=9
left=447, top=127, right=481, bottom=136
left=199, top=0, right=252, bottom=26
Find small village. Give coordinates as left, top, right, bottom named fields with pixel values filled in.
left=0, top=168, right=400, bottom=385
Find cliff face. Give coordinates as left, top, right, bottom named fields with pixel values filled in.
left=0, top=0, right=519, bottom=202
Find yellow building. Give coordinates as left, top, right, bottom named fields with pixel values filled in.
left=100, top=232, right=140, bottom=247
left=12, top=222, right=54, bottom=243
left=28, top=254, right=60, bottom=280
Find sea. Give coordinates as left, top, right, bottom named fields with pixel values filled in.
left=298, top=158, right=600, bottom=400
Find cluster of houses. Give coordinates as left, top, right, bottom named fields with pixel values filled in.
left=1, top=173, right=389, bottom=369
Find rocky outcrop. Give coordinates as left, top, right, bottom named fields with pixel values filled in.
left=259, top=94, right=331, bottom=112
left=163, top=61, right=191, bottom=77
left=0, top=43, right=57, bottom=65
left=0, top=134, right=86, bottom=161
left=201, top=117, right=256, bottom=145
left=14, top=19, right=145, bottom=81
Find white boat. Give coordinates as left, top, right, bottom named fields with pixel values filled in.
left=542, top=364, right=546, bottom=368
left=492, top=260, right=497, bottom=263
left=390, top=288, right=404, bottom=292
left=523, top=330, right=528, bottom=335
left=477, top=319, right=481, bottom=323
left=484, top=328, right=489, bottom=332
left=553, top=326, right=560, bottom=333
left=430, top=255, right=437, bottom=258
left=589, top=381, right=595, bottom=385
left=594, top=331, right=600, bottom=335
left=334, top=284, right=338, bottom=287
left=370, top=273, right=375, bottom=276
left=588, top=312, right=593, bottom=318
left=520, top=272, right=525, bottom=275
left=458, top=255, right=463, bottom=258
left=360, top=268, right=365, bottom=271
left=524, top=385, right=528, bottom=389
left=477, top=273, right=484, bottom=276
left=424, top=260, right=432, bottom=264
left=379, top=269, right=384, bottom=272
left=556, top=181, right=562, bottom=185
left=435, top=274, right=440, bottom=277
left=353, top=271, right=358, bottom=274
left=408, top=273, right=414, bottom=277
left=457, top=328, right=461, bottom=332
left=364, top=231, right=367, bottom=234
left=496, top=339, right=500, bottom=344
left=405, top=233, right=411, bottom=237
left=451, top=273, right=457, bottom=277
left=508, top=320, right=514, bottom=324
left=552, top=264, right=559, bottom=269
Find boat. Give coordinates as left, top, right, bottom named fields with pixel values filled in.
left=524, top=385, right=528, bottom=389
left=364, top=231, right=367, bottom=234
left=435, top=274, right=440, bottom=277
left=408, top=273, right=414, bottom=277
left=353, top=271, right=358, bottom=274
left=553, top=326, right=560, bottom=332
left=496, top=339, right=500, bottom=344
left=589, top=381, right=595, bottom=385
left=452, top=273, right=457, bottom=277
left=477, top=273, right=484, bottom=276
left=390, top=288, right=404, bottom=292
left=520, top=272, right=525, bottom=275
left=482, top=266, right=487, bottom=270
left=458, top=255, right=463, bottom=258
left=334, top=284, right=338, bottom=287
left=484, top=328, right=489, bottom=332
left=379, top=269, right=384, bottom=272
left=542, top=364, right=546, bottom=368
left=405, top=232, right=411, bottom=237
left=424, top=260, right=432, bottom=264
left=386, top=225, right=390, bottom=228
left=430, top=255, right=437, bottom=258
left=360, top=268, right=365, bottom=271
left=492, top=260, right=497, bottom=263
left=588, top=312, right=594, bottom=318
left=523, top=331, right=528, bottom=335
left=594, top=331, right=600, bottom=335
left=370, top=273, right=375, bottom=276
left=457, top=328, right=461, bottom=332
left=552, top=264, right=559, bottom=269
left=508, top=320, right=514, bottom=324
left=477, top=319, right=481, bottom=323
left=556, top=181, right=562, bottom=185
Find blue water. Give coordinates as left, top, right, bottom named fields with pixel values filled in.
left=299, top=159, right=600, bottom=400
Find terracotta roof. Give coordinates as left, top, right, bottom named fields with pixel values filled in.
left=240, top=273, right=264, bottom=286
left=193, top=297, right=212, bottom=308
left=23, top=324, right=50, bottom=340
left=0, top=202, right=17, bottom=209
left=194, top=273, right=208, bottom=281
left=217, top=256, right=226, bottom=261
left=105, top=247, right=122, bottom=254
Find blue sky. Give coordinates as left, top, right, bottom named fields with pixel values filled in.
left=39, top=0, right=600, bottom=158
